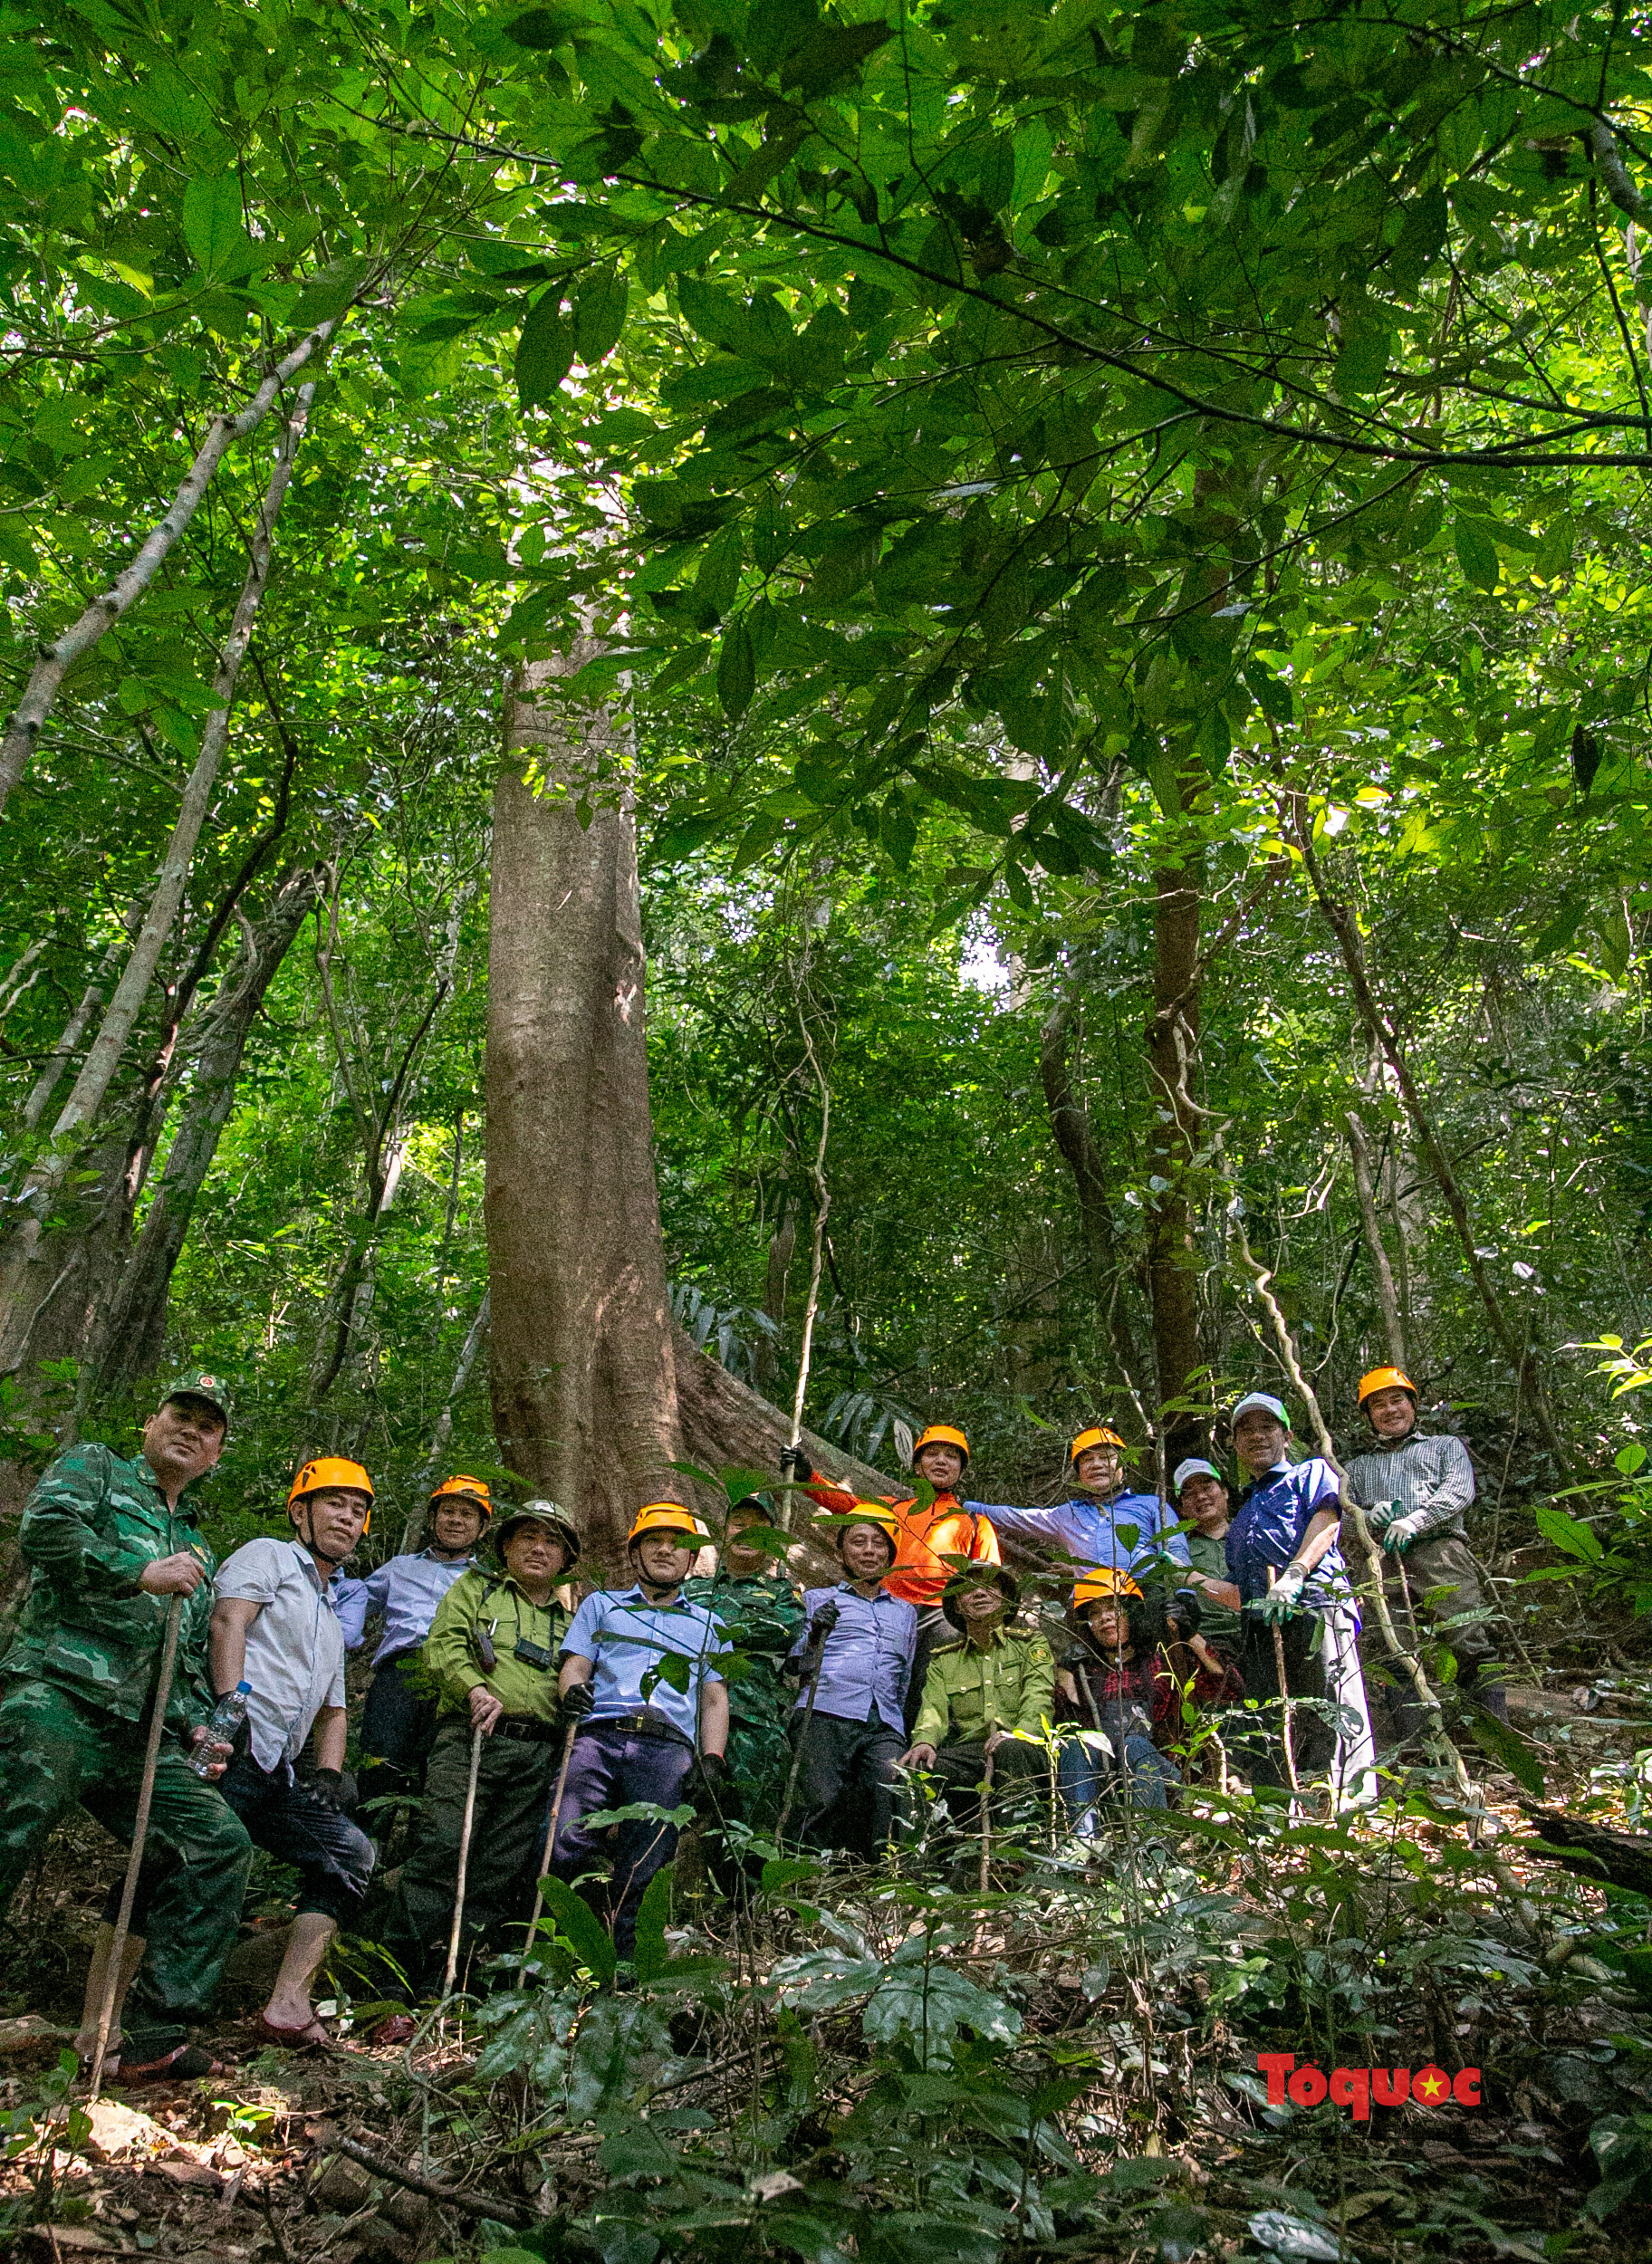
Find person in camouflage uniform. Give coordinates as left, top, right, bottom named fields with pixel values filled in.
left=0, top=1375, right=253, bottom=2081
left=684, top=1494, right=803, bottom=1833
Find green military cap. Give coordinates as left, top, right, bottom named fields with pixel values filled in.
left=161, top=1368, right=232, bottom=1427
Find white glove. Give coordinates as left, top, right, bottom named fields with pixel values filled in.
left=1254, top=1562, right=1307, bottom=1622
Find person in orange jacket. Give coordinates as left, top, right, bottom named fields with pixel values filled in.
left=780, top=1423, right=1001, bottom=1736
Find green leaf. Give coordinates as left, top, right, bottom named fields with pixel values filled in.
left=182, top=177, right=252, bottom=280
left=1534, top=1504, right=1604, bottom=1563
left=538, top=1877, right=617, bottom=1983
left=1455, top=515, right=1500, bottom=592
left=575, top=265, right=629, bottom=365
left=716, top=619, right=754, bottom=717
left=781, top=18, right=893, bottom=95
left=1465, top=1711, right=1545, bottom=1799
left=630, top=1865, right=674, bottom=1983
left=516, top=289, right=575, bottom=409
left=1332, top=327, right=1390, bottom=396
left=291, top=255, right=372, bottom=332
left=1536, top=516, right=1574, bottom=580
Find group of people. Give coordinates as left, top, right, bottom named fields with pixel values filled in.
left=0, top=1359, right=1506, bottom=2077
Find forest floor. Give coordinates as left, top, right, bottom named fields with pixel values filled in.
left=5, top=1666, right=1652, bottom=2262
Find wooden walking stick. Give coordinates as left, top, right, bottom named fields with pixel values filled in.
left=774, top=1634, right=829, bottom=1844
left=441, top=1728, right=485, bottom=2001
left=977, top=1747, right=995, bottom=1894
left=88, top=1594, right=184, bottom=2101
left=1264, top=1569, right=1301, bottom=1799
left=516, top=1716, right=580, bottom=1989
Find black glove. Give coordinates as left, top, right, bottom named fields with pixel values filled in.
left=1168, top=1587, right=1203, bottom=1636
left=808, top=1601, right=840, bottom=1643
left=311, top=1767, right=347, bottom=1815
left=691, top=1751, right=727, bottom=1808
left=779, top=1444, right=814, bottom=1483
left=560, top=1683, right=595, bottom=1723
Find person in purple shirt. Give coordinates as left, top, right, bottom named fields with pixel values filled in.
left=785, top=1507, right=917, bottom=1857
left=335, top=1475, right=491, bottom=1830
left=1225, top=1393, right=1375, bottom=1810
left=967, top=1425, right=1192, bottom=1593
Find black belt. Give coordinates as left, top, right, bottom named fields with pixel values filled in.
left=495, top=1715, right=562, bottom=1744
left=581, top=1708, right=694, bottom=1751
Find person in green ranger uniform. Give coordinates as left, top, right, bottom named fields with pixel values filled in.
left=0, top=1374, right=254, bottom=2082
left=902, top=1568, right=1055, bottom=1838
left=374, top=1501, right=580, bottom=2026
left=684, top=1493, right=804, bottom=1834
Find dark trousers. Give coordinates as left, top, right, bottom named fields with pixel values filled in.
left=790, top=1705, right=906, bottom=1856
left=218, top=1747, right=376, bottom=1924
left=384, top=1718, right=556, bottom=1992
left=905, top=1607, right=951, bottom=1738
left=919, top=1737, right=1050, bottom=1831
left=551, top=1722, right=693, bottom=1958
left=1382, top=1532, right=1508, bottom=1741
left=359, top=1654, right=440, bottom=1825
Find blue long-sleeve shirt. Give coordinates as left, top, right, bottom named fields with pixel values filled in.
left=562, top=1584, right=729, bottom=1746
left=334, top=1549, right=477, bottom=1666
left=789, top=1582, right=917, bottom=1725
left=965, top=1490, right=1191, bottom=1578
left=1225, top=1459, right=1353, bottom=1612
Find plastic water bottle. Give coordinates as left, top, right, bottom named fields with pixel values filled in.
left=190, top=1682, right=251, bottom=1778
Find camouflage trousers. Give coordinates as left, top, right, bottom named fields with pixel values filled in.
left=725, top=1708, right=792, bottom=1829
left=0, top=1674, right=253, bottom=2058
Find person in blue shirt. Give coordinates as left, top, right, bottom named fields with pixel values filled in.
left=967, top=1424, right=1192, bottom=1595
left=336, top=1474, right=492, bottom=1830
left=783, top=1506, right=917, bottom=1858
left=1225, top=1392, right=1375, bottom=1810
left=552, top=1502, right=730, bottom=1958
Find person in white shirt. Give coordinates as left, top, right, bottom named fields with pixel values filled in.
left=210, top=1456, right=375, bottom=2048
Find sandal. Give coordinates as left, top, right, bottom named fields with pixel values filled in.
left=120, top=2044, right=229, bottom=2083
left=256, top=2011, right=332, bottom=2051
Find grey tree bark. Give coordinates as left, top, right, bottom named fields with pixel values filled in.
left=82, top=863, right=323, bottom=1406
left=0, top=385, right=314, bottom=1377
left=485, top=642, right=684, bottom=1567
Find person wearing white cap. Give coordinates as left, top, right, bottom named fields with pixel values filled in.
left=1225, top=1394, right=1375, bottom=1809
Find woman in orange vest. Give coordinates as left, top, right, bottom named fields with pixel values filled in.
left=780, top=1423, right=1001, bottom=1735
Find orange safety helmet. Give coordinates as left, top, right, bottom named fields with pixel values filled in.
left=1359, top=1366, right=1417, bottom=1406
left=1072, top=1567, right=1142, bottom=1609
left=429, top=1473, right=492, bottom=1517
left=822, top=1502, right=903, bottom=1557
left=627, top=1501, right=714, bottom=1550
left=1070, top=1425, right=1127, bottom=1463
left=287, top=1456, right=375, bottom=1533
left=912, top=1422, right=970, bottom=1466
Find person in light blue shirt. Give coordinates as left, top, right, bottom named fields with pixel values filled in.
left=552, top=1503, right=730, bottom=1959
left=967, top=1424, right=1192, bottom=1584
left=336, top=1475, right=491, bottom=1828
left=783, top=1507, right=917, bottom=1857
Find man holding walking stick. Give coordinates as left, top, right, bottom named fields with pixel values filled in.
left=0, top=1374, right=252, bottom=2083
left=377, top=1501, right=579, bottom=2031
left=1225, top=1393, right=1376, bottom=1811
left=550, top=1504, right=730, bottom=1962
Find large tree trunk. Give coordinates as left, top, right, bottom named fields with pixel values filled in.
left=83, top=864, right=322, bottom=1408
left=485, top=645, right=683, bottom=1567
left=1145, top=858, right=1205, bottom=1463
